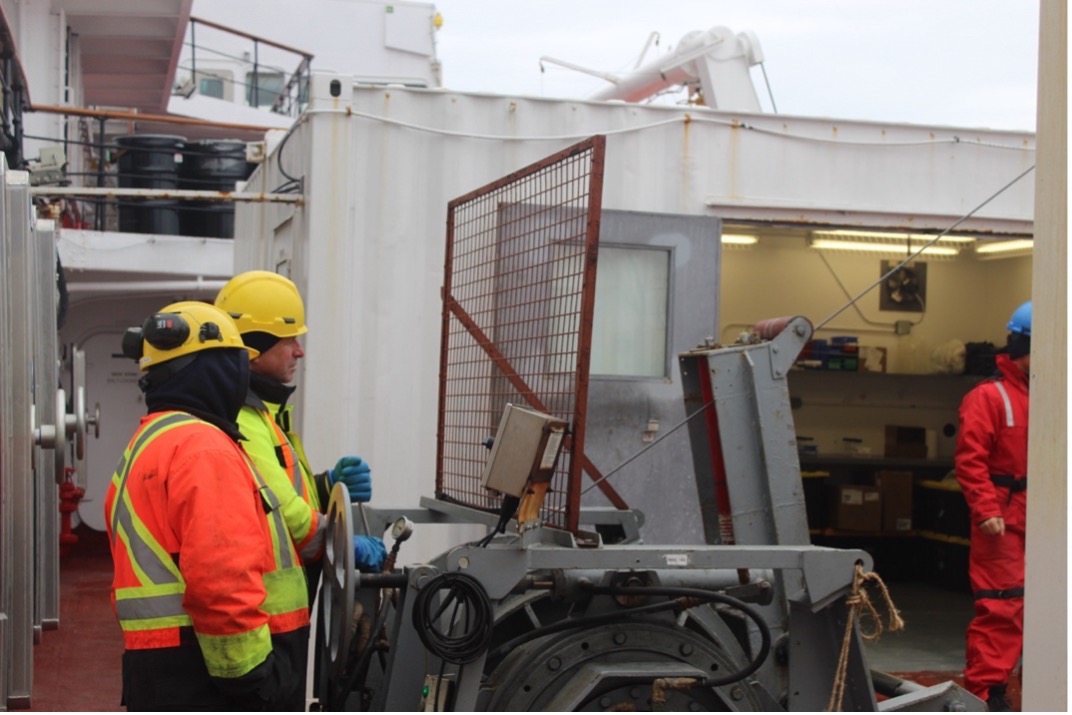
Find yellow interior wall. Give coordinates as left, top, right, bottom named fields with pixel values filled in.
left=718, top=236, right=1032, bottom=373
left=718, top=236, right=1033, bottom=458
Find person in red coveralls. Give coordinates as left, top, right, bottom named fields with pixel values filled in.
left=954, top=300, right=1031, bottom=712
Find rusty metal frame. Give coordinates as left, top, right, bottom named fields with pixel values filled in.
left=435, top=135, right=620, bottom=533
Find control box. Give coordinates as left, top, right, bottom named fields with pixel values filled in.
left=480, top=403, right=568, bottom=497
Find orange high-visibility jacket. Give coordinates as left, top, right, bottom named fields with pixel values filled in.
left=105, top=411, right=308, bottom=679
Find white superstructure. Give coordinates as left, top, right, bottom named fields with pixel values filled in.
left=0, top=1, right=1062, bottom=709
left=231, top=73, right=1034, bottom=557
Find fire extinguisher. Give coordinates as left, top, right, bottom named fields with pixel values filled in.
left=59, top=467, right=85, bottom=557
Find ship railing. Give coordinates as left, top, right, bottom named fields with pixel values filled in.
left=24, top=104, right=300, bottom=235
left=179, top=15, right=314, bottom=119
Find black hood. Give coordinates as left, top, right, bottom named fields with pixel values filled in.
left=144, top=348, right=250, bottom=440
left=249, top=370, right=297, bottom=407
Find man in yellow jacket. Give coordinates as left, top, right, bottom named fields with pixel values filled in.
left=107, top=301, right=309, bottom=710
left=215, top=271, right=386, bottom=603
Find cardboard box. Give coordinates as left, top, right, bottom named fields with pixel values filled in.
left=884, top=425, right=928, bottom=459
left=875, top=470, right=914, bottom=532
left=831, top=485, right=882, bottom=531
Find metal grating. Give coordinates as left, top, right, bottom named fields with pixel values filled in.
left=435, top=136, right=606, bottom=533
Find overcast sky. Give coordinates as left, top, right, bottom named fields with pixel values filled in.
left=431, top=0, right=1040, bottom=132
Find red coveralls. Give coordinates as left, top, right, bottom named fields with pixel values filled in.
left=954, top=353, right=1028, bottom=699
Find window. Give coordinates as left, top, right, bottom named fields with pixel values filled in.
left=199, top=77, right=225, bottom=99
left=245, top=71, right=285, bottom=108
left=193, top=70, right=233, bottom=101
left=590, top=246, right=670, bottom=377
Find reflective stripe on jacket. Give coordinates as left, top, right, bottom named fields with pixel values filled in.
left=274, top=400, right=321, bottom=511
left=238, top=401, right=325, bottom=561
left=252, top=459, right=312, bottom=636
left=104, top=410, right=307, bottom=679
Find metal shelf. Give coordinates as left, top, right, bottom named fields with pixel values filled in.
left=800, top=455, right=954, bottom=470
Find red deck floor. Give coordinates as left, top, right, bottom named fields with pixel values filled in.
left=26, top=525, right=124, bottom=712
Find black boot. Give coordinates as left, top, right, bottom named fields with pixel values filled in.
left=986, top=684, right=1012, bottom=712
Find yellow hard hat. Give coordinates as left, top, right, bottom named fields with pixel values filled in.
left=124, top=300, right=257, bottom=371
left=215, top=270, right=308, bottom=340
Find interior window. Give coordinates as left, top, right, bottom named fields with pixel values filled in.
left=590, top=246, right=670, bottom=377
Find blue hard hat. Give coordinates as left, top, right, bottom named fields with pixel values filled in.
left=1006, top=301, right=1031, bottom=336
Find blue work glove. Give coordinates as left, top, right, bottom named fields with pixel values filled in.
left=352, top=536, right=387, bottom=573
left=329, top=455, right=372, bottom=503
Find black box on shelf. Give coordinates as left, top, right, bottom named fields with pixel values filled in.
left=801, top=471, right=830, bottom=530
left=916, top=479, right=970, bottom=539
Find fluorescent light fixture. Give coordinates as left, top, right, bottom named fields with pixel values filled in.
left=720, top=233, right=758, bottom=245
left=814, top=229, right=976, bottom=245
left=975, top=239, right=1034, bottom=255
left=808, top=237, right=960, bottom=257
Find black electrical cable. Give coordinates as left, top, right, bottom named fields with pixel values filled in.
left=487, top=584, right=772, bottom=689
left=487, top=598, right=679, bottom=663
left=591, top=584, right=772, bottom=688
left=269, top=125, right=304, bottom=195
left=411, top=572, right=494, bottom=665
left=476, top=494, right=520, bottom=548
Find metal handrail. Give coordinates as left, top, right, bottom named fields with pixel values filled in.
left=28, top=104, right=297, bottom=230
left=185, top=16, right=314, bottom=117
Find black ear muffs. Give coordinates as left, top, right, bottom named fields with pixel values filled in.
left=143, top=312, right=191, bottom=351
left=142, top=313, right=224, bottom=349
left=121, top=327, right=145, bottom=361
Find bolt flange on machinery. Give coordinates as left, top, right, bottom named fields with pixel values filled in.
left=318, top=317, right=983, bottom=712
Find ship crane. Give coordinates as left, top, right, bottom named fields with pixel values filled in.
left=541, top=26, right=767, bottom=111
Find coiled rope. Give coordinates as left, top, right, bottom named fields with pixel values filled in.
left=827, top=563, right=905, bottom=712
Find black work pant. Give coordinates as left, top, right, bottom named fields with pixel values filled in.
left=122, top=640, right=233, bottom=711
left=121, top=627, right=308, bottom=711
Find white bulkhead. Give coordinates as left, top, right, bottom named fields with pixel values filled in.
left=234, top=72, right=1034, bottom=559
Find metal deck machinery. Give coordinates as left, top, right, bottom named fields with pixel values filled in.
left=317, top=316, right=982, bottom=712
left=315, top=138, right=981, bottom=711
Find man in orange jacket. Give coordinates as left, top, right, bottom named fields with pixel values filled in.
left=954, top=300, right=1031, bottom=712
left=106, top=301, right=309, bottom=710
